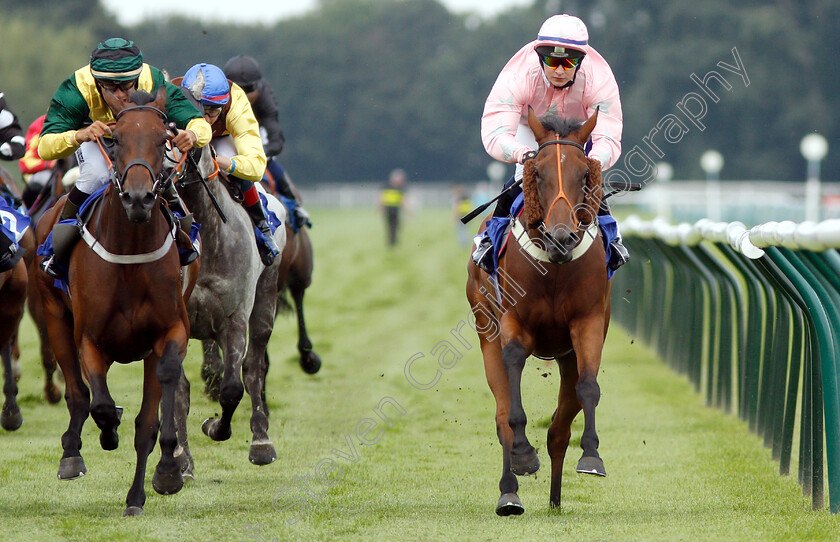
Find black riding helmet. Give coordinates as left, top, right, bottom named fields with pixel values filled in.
left=223, top=55, right=262, bottom=92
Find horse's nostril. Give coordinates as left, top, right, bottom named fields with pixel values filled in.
left=143, top=192, right=155, bottom=205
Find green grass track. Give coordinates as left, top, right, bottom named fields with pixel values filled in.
left=1, top=208, right=838, bottom=541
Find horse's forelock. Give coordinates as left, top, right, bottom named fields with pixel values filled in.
left=127, top=89, right=157, bottom=106
left=539, top=114, right=584, bottom=138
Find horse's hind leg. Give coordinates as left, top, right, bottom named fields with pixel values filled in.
left=80, top=338, right=121, bottom=451
left=291, top=283, right=320, bottom=375
left=29, top=288, right=62, bottom=403
left=201, top=320, right=248, bottom=442
left=174, top=368, right=194, bottom=478
left=1, top=340, right=22, bottom=431
left=502, top=340, right=540, bottom=476
left=548, top=352, right=582, bottom=509
left=200, top=339, right=223, bottom=401
left=43, top=300, right=89, bottom=480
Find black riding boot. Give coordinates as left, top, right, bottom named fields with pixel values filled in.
left=472, top=178, right=522, bottom=272
left=245, top=201, right=280, bottom=266
left=40, top=187, right=86, bottom=278
left=599, top=200, right=629, bottom=271
left=162, top=182, right=199, bottom=266
left=275, top=172, right=311, bottom=228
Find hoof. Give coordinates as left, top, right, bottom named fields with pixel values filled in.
left=201, top=417, right=231, bottom=441
left=576, top=455, right=606, bottom=477
left=496, top=493, right=525, bottom=516
left=249, top=440, right=277, bottom=465
left=510, top=448, right=540, bottom=476
left=300, top=352, right=322, bottom=374
left=45, top=384, right=62, bottom=404
left=153, top=467, right=184, bottom=495
left=122, top=506, right=144, bottom=517
left=100, top=427, right=119, bottom=450
left=1, top=406, right=23, bottom=431
left=58, top=456, right=87, bottom=480
left=174, top=445, right=193, bottom=479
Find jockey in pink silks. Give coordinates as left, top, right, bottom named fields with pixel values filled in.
left=473, top=14, right=629, bottom=273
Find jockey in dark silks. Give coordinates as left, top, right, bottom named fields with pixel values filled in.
left=0, top=93, right=26, bottom=162
left=0, top=91, right=27, bottom=270
left=223, top=55, right=310, bottom=228
left=179, top=63, right=281, bottom=266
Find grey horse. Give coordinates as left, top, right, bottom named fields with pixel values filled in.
left=170, top=144, right=286, bottom=474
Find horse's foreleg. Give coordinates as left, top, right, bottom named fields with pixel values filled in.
left=80, top=337, right=120, bottom=451
left=570, top=316, right=607, bottom=477
left=243, top=276, right=278, bottom=465
left=502, top=340, right=539, bottom=476
left=548, top=353, right=582, bottom=508
left=124, top=357, right=161, bottom=517
left=152, top=338, right=186, bottom=497
left=291, top=285, right=320, bottom=374
left=201, top=320, right=247, bottom=442
left=1, top=340, right=22, bottom=431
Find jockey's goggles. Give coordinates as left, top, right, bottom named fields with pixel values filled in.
left=238, top=82, right=257, bottom=93
left=540, top=55, right=581, bottom=71
left=98, top=78, right=138, bottom=92
left=203, top=105, right=223, bottom=117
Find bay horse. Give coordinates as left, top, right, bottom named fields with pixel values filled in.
left=466, top=107, right=609, bottom=515
left=34, top=87, right=199, bottom=516
left=169, top=143, right=285, bottom=471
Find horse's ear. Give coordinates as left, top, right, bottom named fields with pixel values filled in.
left=575, top=107, right=599, bottom=144
left=188, top=69, right=205, bottom=103
left=527, top=106, right=548, bottom=141
left=153, top=85, right=167, bottom=110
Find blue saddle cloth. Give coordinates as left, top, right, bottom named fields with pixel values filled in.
left=475, top=192, right=619, bottom=279
left=252, top=192, right=282, bottom=257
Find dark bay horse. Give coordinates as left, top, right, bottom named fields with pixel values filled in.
left=34, top=87, right=198, bottom=516
left=0, top=187, right=27, bottom=430
left=466, top=107, right=610, bottom=515
left=0, top=167, right=62, bottom=405
left=170, top=144, right=285, bottom=470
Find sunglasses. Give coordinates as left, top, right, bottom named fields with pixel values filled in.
left=99, top=79, right=138, bottom=92
left=204, top=105, right=223, bottom=117
left=541, top=55, right=581, bottom=71
left=239, top=83, right=257, bottom=93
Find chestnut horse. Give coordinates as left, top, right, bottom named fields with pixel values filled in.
left=34, top=88, right=198, bottom=516
left=466, top=108, right=610, bottom=515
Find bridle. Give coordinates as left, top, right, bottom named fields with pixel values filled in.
left=96, top=105, right=179, bottom=197
left=534, top=136, right=589, bottom=233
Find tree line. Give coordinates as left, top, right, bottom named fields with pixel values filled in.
left=1, top=0, right=837, bottom=185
